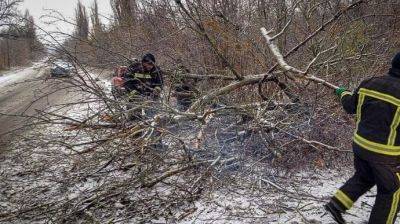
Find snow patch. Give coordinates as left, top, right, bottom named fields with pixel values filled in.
left=0, top=62, right=46, bottom=88
left=180, top=171, right=376, bottom=223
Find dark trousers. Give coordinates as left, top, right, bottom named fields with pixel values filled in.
left=332, top=154, right=400, bottom=223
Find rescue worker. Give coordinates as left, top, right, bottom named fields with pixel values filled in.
left=122, top=53, right=164, bottom=120
left=135, top=53, right=165, bottom=149
left=123, top=53, right=163, bottom=99
left=325, top=52, right=400, bottom=224
left=120, top=58, right=141, bottom=95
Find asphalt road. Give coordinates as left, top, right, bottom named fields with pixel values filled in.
left=0, top=63, right=112, bottom=151
left=0, top=62, right=65, bottom=149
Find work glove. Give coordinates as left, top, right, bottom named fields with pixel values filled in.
left=335, top=87, right=347, bottom=97
left=128, top=90, right=138, bottom=100
left=154, top=87, right=162, bottom=94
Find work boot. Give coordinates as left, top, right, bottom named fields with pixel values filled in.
left=324, top=201, right=346, bottom=224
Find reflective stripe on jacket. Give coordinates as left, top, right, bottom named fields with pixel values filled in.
left=341, top=69, right=400, bottom=156
left=123, top=67, right=164, bottom=96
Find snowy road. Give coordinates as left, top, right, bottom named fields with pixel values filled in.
left=0, top=63, right=112, bottom=149
left=0, top=62, right=59, bottom=146
left=0, top=62, right=44, bottom=89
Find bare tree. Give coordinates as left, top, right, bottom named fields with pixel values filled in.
left=110, top=0, right=137, bottom=26
left=3, top=0, right=400, bottom=223
left=90, top=0, right=103, bottom=38
left=74, top=1, right=89, bottom=40
left=0, top=0, right=21, bottom=29
left=0, top=2, right=42, bottom=69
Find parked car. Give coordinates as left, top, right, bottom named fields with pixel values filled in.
left=50, top=61, right=73, bottom=77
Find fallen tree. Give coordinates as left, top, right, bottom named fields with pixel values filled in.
left=2, top=0, right=399, bottom=222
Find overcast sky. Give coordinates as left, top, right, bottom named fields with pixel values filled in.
left=19, top=0, right=113, bottom=42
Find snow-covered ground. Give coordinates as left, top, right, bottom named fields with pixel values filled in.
left=179, top=170, right=376, bottom=224
left=1, top=99, right=377, bottom=224
left=0, top=69, right=382, bottom=223
left=0, top=61, right=46, bottom=89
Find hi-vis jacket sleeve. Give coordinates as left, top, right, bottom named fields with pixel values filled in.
left=340, top=87, right=361, bottom=115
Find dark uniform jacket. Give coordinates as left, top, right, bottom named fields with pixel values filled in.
left=123, top=62, right=141, bottom=93
left=341, top=68, right=400, bottom=162
left=123, top=64, right=163, bottom=97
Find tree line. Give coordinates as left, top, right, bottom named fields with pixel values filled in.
left=0, top=0, right=43, bottom=70
left=67, top=0, right=399, bottom=105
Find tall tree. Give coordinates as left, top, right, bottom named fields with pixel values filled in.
left=0, top=0, right=21, bottom=29
left=90, top=0, right=103, bottom=38
left=74, top=1, right=89, bottom=39
left=110, top=0, right=137, bottom=26
left=23, top=10, right=36, bottom=49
